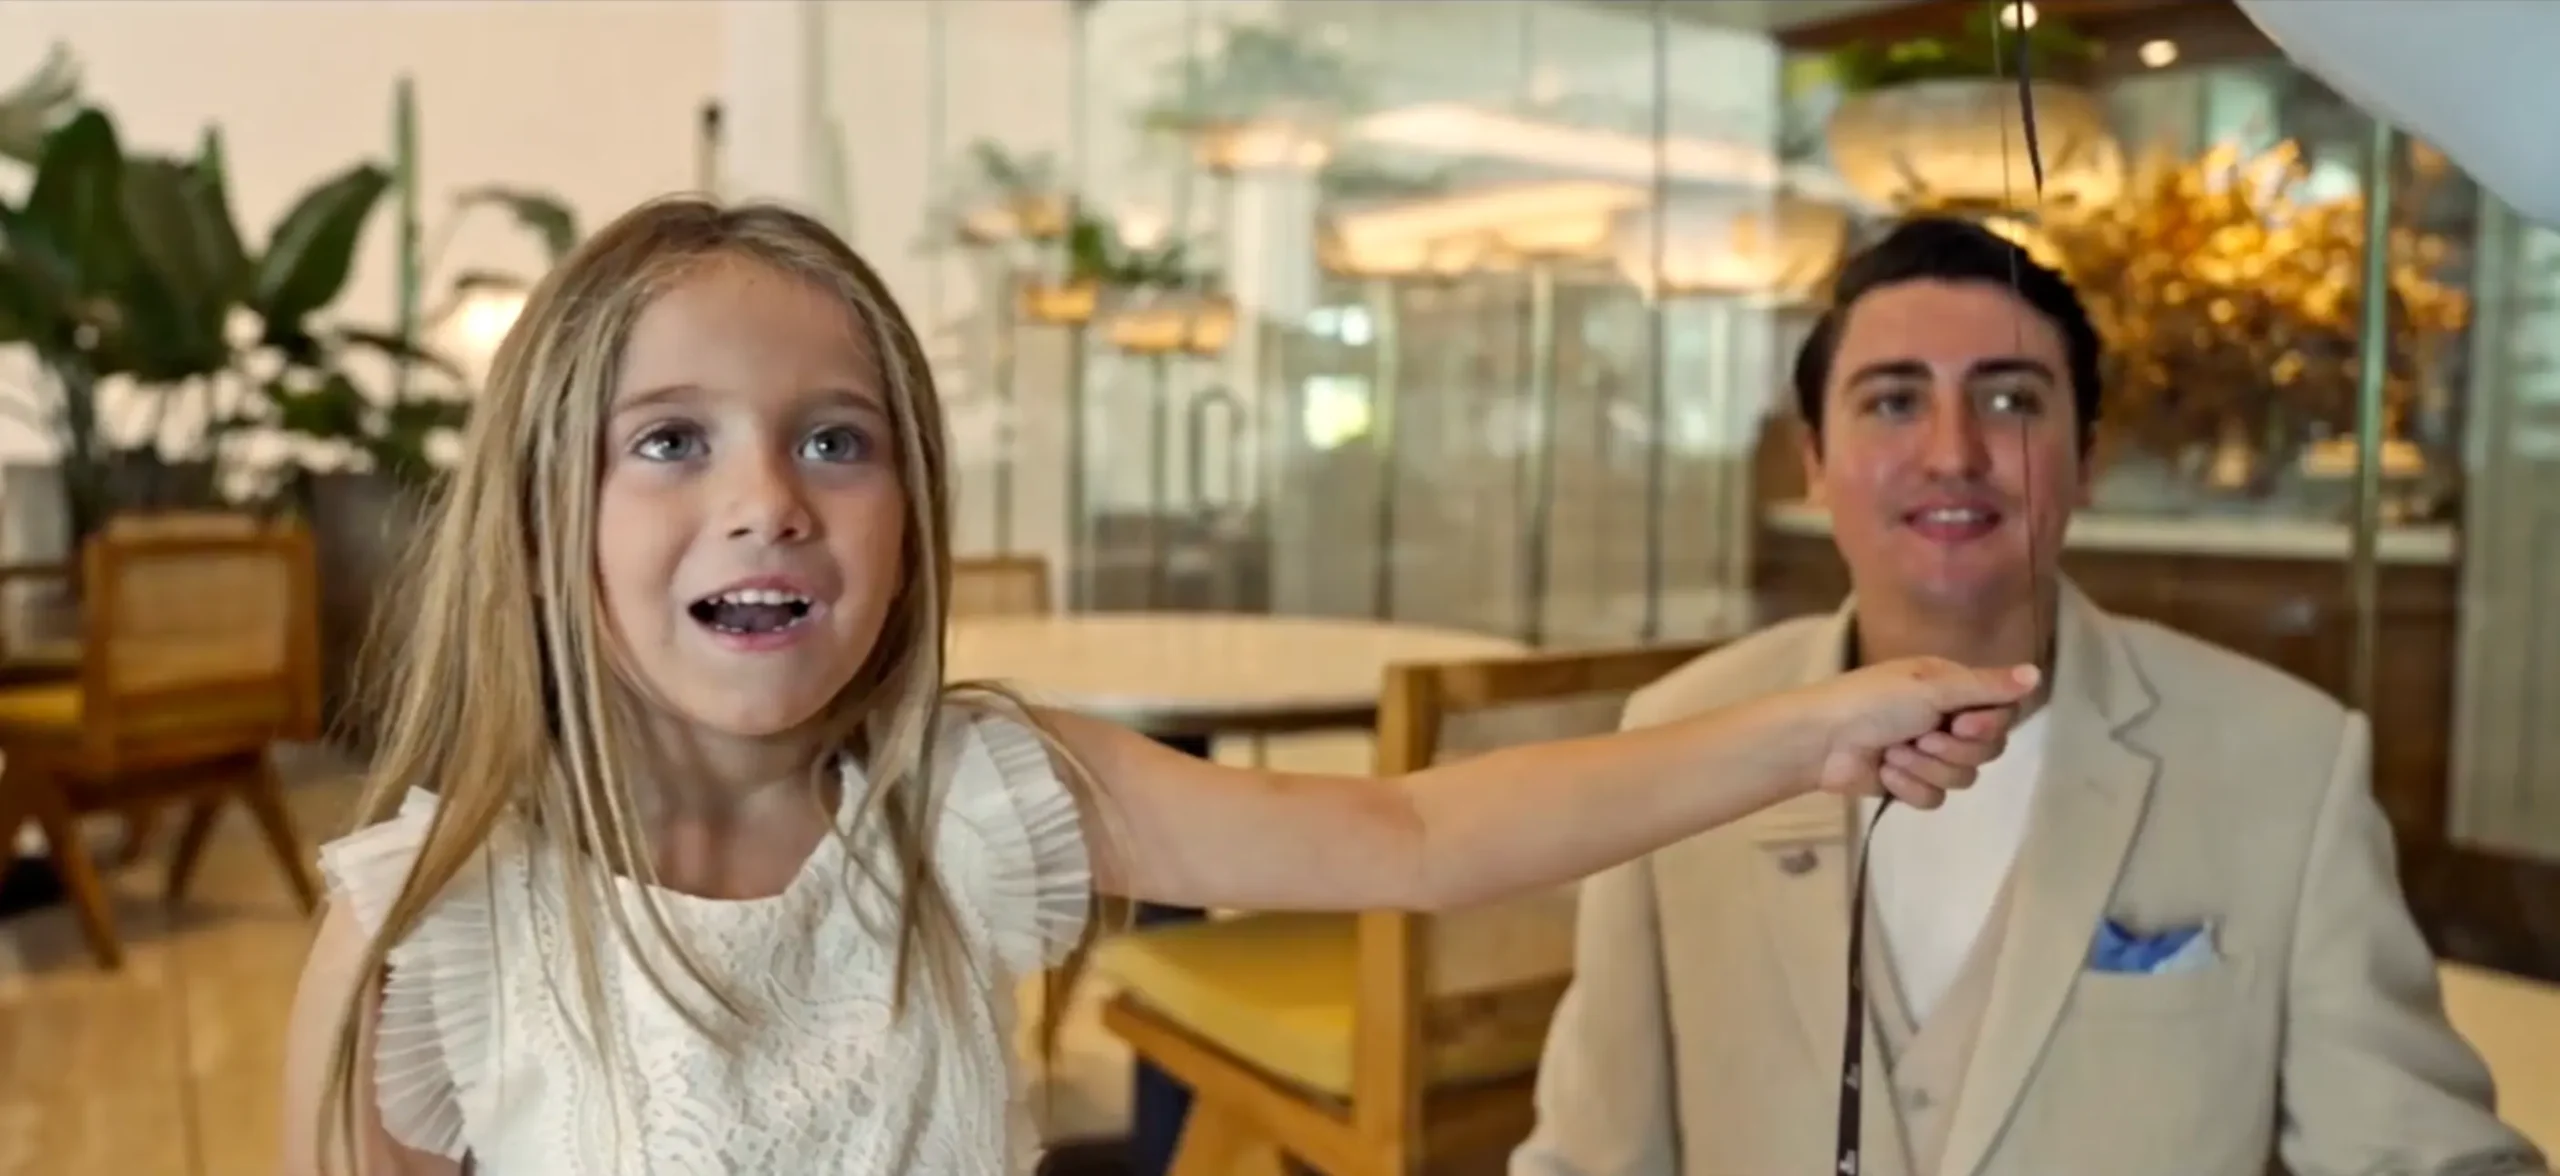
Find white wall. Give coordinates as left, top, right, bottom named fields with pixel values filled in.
left=0, top=0, right=726, bottom=471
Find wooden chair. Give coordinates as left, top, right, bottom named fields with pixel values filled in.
left=1095, top=640, right=1717, bottom=1175
left=952, top=553, right=1054, bottom=618
left=1, top=511, right=276, bottom=861
left=0, top=521, right=324, bottom=968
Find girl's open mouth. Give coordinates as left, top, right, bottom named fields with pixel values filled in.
left=688, top=589, right=817, bottom=637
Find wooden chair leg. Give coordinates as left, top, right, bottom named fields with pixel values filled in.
left=235, top=753, right=318, bottom=914
left=115, top=810, right=159, bottom=867
left=164, top=796, right=226, bottom=907
left=23, top=773, right=121, bottom=969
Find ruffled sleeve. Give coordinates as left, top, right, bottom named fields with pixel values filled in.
left=937, top=711, right=1094, bottom=976
left=312, top=789, right=497, bottom=1163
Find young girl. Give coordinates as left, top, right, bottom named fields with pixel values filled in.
left=278, top=197, right=2034, bottom=1175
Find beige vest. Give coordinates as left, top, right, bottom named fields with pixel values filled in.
left=1865, top=881, right=2016, bottom=1176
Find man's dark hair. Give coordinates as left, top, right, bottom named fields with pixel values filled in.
left=1789, top=216, right=2103, bottom=451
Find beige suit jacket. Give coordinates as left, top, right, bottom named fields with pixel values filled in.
left=1512, top=585, right=2547, bottom=1176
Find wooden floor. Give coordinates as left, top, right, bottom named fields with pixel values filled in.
left=0, top=738, right=2553, bottom=1175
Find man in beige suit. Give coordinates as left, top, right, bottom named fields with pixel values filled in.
left=1512, top=218, right=2545, bottom=1176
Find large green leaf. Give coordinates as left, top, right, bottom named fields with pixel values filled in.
left=188, top=128, right=252, bottom=303
left=454, top=185, right=579, bottom=261
left=0, top=252, right=60, bottom=347
left=261, top=371, right=369, bottom=441
left=0, top=229, right=75, bottom=351
left=118, top=158, right=237, bottom=378
left=251, top=161, right=390, bottom=333
left=13, top=109, right=129, bottom=303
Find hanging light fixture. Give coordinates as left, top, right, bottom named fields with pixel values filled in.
left=1017, top=276, right=1101, bottom=327
left=958, top=192, right=1072, bottom=246
left=1104, top=289, right=1239, bottom=358
left=1320, top=181, right=1643, bottom=277
left=1191, top=107, right=1335, bottom=175
left=1317, top=222, right=1491, bottom=281
left=1824, top=78, right=2125, bottom=215
left=1180, top=292, right=1238, bottom=357
left=1609, top=191, right=1850, bottom=303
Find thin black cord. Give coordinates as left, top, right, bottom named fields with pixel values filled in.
left=1832, top=4, right=2050, bottom=1172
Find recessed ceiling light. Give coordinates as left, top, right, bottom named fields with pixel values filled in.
left=2138, top=39, right=2179, bottom=68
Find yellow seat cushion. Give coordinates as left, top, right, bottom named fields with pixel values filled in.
left=0, top=682, right=81, bottom=732
left=1092, top=912, right=1550, bottom=1098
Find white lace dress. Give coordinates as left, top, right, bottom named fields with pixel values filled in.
left=316, top=711, right=1090, bottom=1175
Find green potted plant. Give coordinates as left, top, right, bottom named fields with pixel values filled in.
left=924, top=139, right=1071, bottom=253
left=264, top=78, right=578, bottom=746
left=0, top=106, right=399, bottom=555
left=1819, top=8, right=2123, bottom=215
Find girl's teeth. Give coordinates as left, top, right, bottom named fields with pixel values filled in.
left=718, top=589, right=806, bottom=606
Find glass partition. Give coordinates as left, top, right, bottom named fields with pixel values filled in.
left=925, top=0, right=1812, bottom=650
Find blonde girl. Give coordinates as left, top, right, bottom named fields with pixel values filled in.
left=277, top=197, right=2034, bottom=1175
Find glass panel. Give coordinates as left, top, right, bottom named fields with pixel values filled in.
left=908, top=0, right=1804, bottom=638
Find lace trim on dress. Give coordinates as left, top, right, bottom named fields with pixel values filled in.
left=942, top=713, right=1093, bottom=976
left=313, top=789, right=496, bottom=1163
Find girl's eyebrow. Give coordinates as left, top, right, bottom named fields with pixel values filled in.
left=613, top=382, right=706, bottom=414
left=812, top=386, right=894, bottom=425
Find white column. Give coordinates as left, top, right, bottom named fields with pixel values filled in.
left=716, top=0, right=824, bottom=207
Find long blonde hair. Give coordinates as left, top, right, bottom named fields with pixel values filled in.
left=319, top=197, right=1073, bottom=1167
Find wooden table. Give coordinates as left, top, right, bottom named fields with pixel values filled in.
left=949, top=612, right=1526, bottom=1176
left=948, top=612, right=1526, bottom=746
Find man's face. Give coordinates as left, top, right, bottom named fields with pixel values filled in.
left=1801, top=278, right=2088, bottom=623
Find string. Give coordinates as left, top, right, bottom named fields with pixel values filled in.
left=1832, top=3, right=2049, bottom=1172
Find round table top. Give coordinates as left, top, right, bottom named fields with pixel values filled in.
left=946, top=612, right=1527, bottom=736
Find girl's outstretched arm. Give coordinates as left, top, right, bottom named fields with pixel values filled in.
left=1048, top=657, right=2036, bottom=912
left=278, top=903, right=462, bottom=1176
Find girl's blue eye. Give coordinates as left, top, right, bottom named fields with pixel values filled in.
left=800, top=425, right=871, bottom=464
left=632, top=424, right=707, bottom=462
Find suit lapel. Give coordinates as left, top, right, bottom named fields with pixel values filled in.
left=1728, top=606, right=1919, bottom=1175
left=1743, top=603, right=1857, bottom=1061
left=1938, top=588, right=2162, bottom=1176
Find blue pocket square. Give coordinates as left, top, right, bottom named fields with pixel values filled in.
left=2088, top=918, right=2217, bottom=975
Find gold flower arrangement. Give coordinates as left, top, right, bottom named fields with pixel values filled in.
left=2036, top=140, right=2469, bottom=466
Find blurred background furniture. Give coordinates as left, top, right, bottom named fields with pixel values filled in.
left=0, top=519, right=322, bottom=969
left=1096, top=641, right=1713, bottom=1175
left=949, top=611, right=1527, bottom=1173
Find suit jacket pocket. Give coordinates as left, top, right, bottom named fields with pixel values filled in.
left=2010, top=952, right=2279, bottom=1171
left=2067, top=951, right=2251, bottom=1016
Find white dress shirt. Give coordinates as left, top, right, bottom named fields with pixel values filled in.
left=1860, top=708, right=2050, bottom=1022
